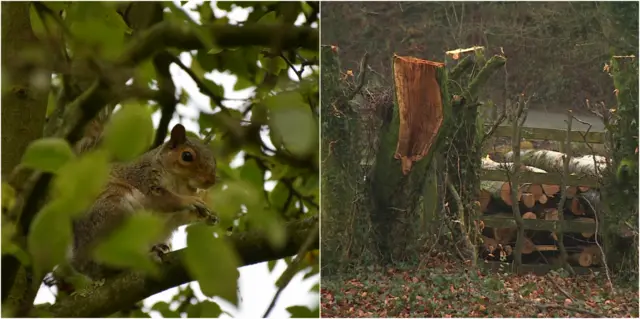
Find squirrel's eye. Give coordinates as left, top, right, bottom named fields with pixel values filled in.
left=181, top=151, right=193, bottom=162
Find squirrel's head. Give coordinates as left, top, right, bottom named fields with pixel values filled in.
left=160, top=124, right=217, bottom=191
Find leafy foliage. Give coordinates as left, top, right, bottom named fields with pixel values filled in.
left=2, top=1, right=319, bottom=317
left=20, top=138, right=75, bottom=173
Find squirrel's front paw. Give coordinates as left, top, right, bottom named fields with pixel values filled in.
left=150, top=243, right=171, bottom=263
left=190, top=198, right=215, bottom=219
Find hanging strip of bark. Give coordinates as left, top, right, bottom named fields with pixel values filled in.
left=392, top=55, right=445, bottom=175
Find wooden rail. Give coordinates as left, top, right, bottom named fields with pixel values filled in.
left=479, top=215, right=596, bottom=233
left=480, top=169, right=600, bottom=187
left=489, top=125, right=606, bottom=144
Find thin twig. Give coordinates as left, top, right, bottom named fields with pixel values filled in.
left=580, top=197, right=614, bottom=292
left=346, top=52, right=369, bottom=101
left=262, top=222, right=319, bottom=318
left=482, top=112, right=507, bottom=143
left=556, top=110, right=575, bottom=276
left=279, top=52, right=304, bottom=81
left=508, top=94, right=528, bottom=269
left=169, top=54, right=230, bottom=114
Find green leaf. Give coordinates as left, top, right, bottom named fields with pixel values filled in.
left=151, top=301, right=178, bottom=318
left=93, top=212, right=165, bottom=276
left=207, top=180, right=261, bottom=229
left=256, top=11, right=277, bottom=24
left=45, top=89, right=57, bottom=117
left=134, top=59, right=156, bottom=87
left=297, top=175, right=319, bottom=197
left=267, top=259, right=277, bottom=273
left=28, top=200, right=73, bottom=277
left=301, top=2, right=314, bottom=16
left=185, top=224, right=240, bottom=305
left=269, top=181, right=290, bottom=211
left=2, top=216, right=31, bottom=266
left=202, top=79, right=225, bottom=99
left=258, top=55, right=288, bottom=75
left=167, top=2, right=217, bottom=52
left=103, top=103, right=154, bottom=161
left=233, top=76, right=255, bottom=91
left=43, top=2, right=70, bottom=12
left=52, top=150, right=110, bottom=217
left=66, top=2, right=130, bottom=59
left=208, top=46, right=224, bottom=55
left=216, top=2, right=234, bottom=11
left=286, top=305, right=319, bottom=318
left=21, top=138, right=75, bottom=173
left=29, top=5, right=47, bottom=40
left=197, top=49, right=218, bottom=71
left=1, top=182, right=16, bottom=212
left=187, top=300, right=222, bottom=317
left=239, top=158, right=264, bottom=189
left=249, top=208, right=286, bottom=249
left=267, top=93, right=318, bottom=157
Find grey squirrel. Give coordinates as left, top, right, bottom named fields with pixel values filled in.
left=54, top=124, right=219, bottom=293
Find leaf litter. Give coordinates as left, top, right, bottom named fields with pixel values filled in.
left=321, top=254, right=638, bottom=318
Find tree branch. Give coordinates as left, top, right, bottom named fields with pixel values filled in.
left=151, top=51, right=178, bottom=148
left=3, top=19, right=319, bottom=305
left=118, top=21, right=319, bottom=68
left=35, top=217, right=318, bottom=318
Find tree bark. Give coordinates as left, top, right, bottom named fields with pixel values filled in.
left=1, top=2, right=51, bottom=179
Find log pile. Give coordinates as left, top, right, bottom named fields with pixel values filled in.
left=478, top=152, right=607, bottom=267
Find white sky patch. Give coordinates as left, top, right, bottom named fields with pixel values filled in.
left=34, top=1, right=319, bottom=317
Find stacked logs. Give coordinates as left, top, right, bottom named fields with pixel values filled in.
left=478, top=151, right=606, bottom=267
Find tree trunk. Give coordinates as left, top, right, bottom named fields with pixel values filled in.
left=1, top=2, right=52, bottom=307
left=319, top=46, right=371, bottom=273
left=601, top=55, right=639, bottom=276
left=1, top=2, right=51, bottom=180
left=369, top=55, right=449, bottom=263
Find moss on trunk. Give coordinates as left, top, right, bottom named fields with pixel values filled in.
left=369, top=56, right=449, bottom=264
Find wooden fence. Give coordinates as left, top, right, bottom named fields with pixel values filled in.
left=477, top=124, right=607, bottom=273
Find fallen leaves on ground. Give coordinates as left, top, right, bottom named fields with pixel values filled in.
left=321, top=256, right=638, bottom=318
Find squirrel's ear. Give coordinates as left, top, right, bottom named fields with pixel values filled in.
left=169, top=124, right=187, bottom=148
